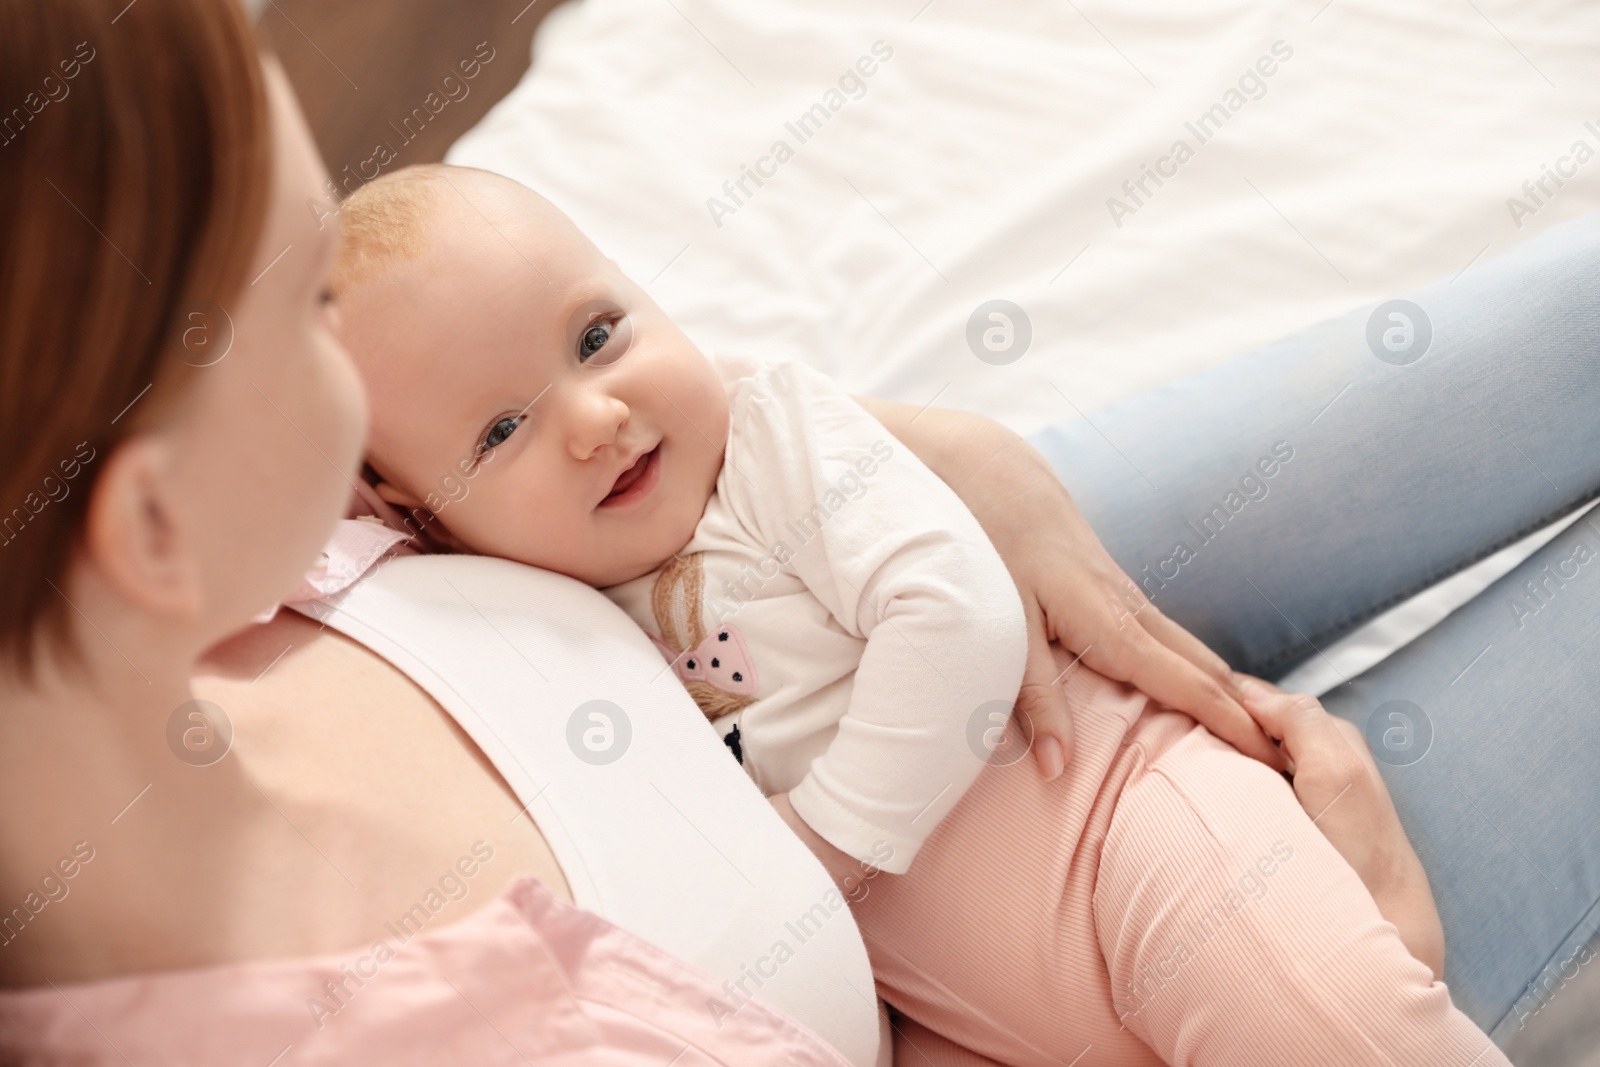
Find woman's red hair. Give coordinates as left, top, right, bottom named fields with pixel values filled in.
left=0, top=0, right=273, bottom=678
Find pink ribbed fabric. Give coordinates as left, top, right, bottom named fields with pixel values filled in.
left=856, top=667, right=1509, bottom=1067
left=0, top=877, right=853, bottom=1067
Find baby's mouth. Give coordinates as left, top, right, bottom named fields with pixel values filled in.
left=601, top=445, right=660, bottom=506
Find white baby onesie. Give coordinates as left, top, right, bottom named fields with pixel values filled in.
left=602, top=354, right=1026, bottom=873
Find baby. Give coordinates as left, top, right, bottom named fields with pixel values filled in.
left=334, top=163, right=1027, bottom=873
left=331, top=164, right=1509, bottom=1067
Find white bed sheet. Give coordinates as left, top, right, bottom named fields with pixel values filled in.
left=449, top=0, right=1600, bottom=690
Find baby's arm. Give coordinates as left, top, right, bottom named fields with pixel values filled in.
left=727, top=361, right=1027, bottom=875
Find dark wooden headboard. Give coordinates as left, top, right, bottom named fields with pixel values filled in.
left=257, top=0, right=571, bottom=188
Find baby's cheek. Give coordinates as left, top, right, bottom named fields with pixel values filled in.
left=681, top=382, right=729, bottom=467
left=437, top=470, right=472, bottom=505
left=495, top=491, right=592, bottom=574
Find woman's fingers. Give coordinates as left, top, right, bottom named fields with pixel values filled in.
left=1239, top=678, right=1371, bottom=809
left=1331, top=715, right=1386, bottom=779
left=1237, top=681, right=1446, bottom=976
left=1137, top=603, right=1238, bottom=691
left=1042, top=574, right=1283, bottom=770
left=1015, top=599, right=1075, bottom=779
left=1238, top=677, right=1328, bottom=756
left=1103, top=628, right=1286, bottom=771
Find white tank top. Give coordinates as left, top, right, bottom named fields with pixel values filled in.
left=292, top=553, right=885, bottom=1067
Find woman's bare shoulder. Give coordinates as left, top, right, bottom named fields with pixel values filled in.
left=196, top=612, right=573, bottom=911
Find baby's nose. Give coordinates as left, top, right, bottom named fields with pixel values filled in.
left=565, top=387, right=630, bottom=459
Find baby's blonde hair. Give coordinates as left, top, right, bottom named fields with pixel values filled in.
left=332, top=164, right=448, bottom=293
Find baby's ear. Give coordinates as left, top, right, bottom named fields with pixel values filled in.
left=372, top=480, right=474, bottom=554
left=373, top=479, right=425, bottom=512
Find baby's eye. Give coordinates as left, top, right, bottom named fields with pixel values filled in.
left=579, top=320, right=612, bottom=361
left=481, top=415, right=523, bottom=453
left=577, top=313, right=632, bottom=366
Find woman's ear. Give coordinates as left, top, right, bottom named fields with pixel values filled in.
left=81, top=437, right=203, bottom=619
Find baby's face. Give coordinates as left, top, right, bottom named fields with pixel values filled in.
left=340, top=170, right=728, bottom=587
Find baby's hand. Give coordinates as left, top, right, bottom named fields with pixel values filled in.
left=1240, top=677, right=1445, bottom=979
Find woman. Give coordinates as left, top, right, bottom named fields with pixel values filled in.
left=0, top=0, right=1559, bottom=1064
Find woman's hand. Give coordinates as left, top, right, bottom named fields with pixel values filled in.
left=858, top=398, right=1282, bottom=778
left=1240, top=676, right=1445, bottom=979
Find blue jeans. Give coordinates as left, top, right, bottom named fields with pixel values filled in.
left=1028, top=212, right=1600, bottom=1047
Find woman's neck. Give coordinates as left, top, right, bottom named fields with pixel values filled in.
left=0, top=639, right=276, bottom=986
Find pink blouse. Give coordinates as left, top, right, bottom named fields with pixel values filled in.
left=0, top=877, right=853, bottom=1066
